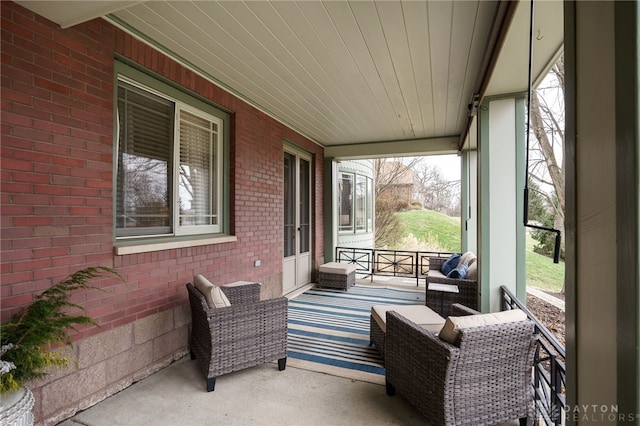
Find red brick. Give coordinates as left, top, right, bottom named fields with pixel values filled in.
left=11, top=10, right=52, bottom=39
left=33, top=33, right=69, bottom=56
left=2, top=1, right=324, bottom=352
left=11, top=193, right=51, bottom=205
left=12, top=216, right=51, bottom=227
left=11, top=80, right=52, bottom=100
left=1, top=17, right=34, bottom=40
left=2, top=181, right=33, bottom=193
left=33, top=75, right=70, bottom=95
left=12, top=125, right=54, bottom=142
left=11, top=171, right=50, bottom=184
left=51, top=155, right=84, bottom=168
left=12, top=258, right=52, bottom=272
left=11, top=103, right=52, bottom=122
left=33, top=184, right=67, bottom=196
left=2, top=293, right=34, bottom=309
left=2, top=88, right=32, bottom=105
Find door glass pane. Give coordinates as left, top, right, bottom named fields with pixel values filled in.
left=299, top=158, right=310, bottom=254
left=284, top=152, right=296, bottom=257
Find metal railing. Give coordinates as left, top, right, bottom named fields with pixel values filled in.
left=334, top=246, right=452, bottom=286
left=501, top=286, right=566, bottom=425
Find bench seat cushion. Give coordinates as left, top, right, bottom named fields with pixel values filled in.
left=318, top=262, right=357, bottom=275
left=371, top=304, right=445, bottom=334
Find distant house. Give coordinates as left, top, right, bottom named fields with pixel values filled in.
left=377, top=162, right=415, bottom=208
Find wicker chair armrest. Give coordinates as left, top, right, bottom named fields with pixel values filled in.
left=220, top=282, right=261, bottom=304
left=204, top=296, right=288, bottom=355
left=204, top=296, right=287, bottom=326
left=427, top=275, right=477, bottom=286
left=426, top=276, right=480, bottom=315
left=450, top=303, right=480, bottom=316
left=385, top=310, right=460, bottom=424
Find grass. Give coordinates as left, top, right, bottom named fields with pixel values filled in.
left=525, top=231, right=565, bottom=293
left=395, top=209, right=564, bottom=293
left=395, top=210, right=460, bottom=252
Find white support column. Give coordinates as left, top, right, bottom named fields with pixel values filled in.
left=478, top=97, right=526, bottom=312
left=565, top=1, right=639, bottom=419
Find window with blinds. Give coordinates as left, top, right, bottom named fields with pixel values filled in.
left=177, top=108, right=220, bottom=234
left=338, top=171, right=374, bottom=234
left=116, top=78, right=223, bottom=238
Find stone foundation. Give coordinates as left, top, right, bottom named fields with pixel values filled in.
left=28, top=305, right=191, bottom=426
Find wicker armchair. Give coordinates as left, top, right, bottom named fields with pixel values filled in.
left=426, top=256, right=479, bottom=316
left=186, top=282, right=288, bottom=391
left=385, top=306, right=536, bottom=426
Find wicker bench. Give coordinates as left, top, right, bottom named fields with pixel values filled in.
left=317, top=262, right=357, bottom=290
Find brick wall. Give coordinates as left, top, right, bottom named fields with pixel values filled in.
left=1, top=2, right=324, bottom=423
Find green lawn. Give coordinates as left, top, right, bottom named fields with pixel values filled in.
left=395, top=210, right=564, bottom=292
left=396, top=210, right=460, bottom=252
left=525, top=232, right=565, bottom=292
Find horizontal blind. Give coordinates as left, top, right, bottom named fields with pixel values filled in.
left=178, top=109, right=217, bottom=227
left=116, top=82, right=173, bottom=236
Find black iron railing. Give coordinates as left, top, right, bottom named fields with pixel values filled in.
left=334, top=246, right=452, bottom=286
left=501, top=286, right=566, bottom=425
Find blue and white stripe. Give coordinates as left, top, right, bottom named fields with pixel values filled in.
left=287, top=285, right=425, bottom=378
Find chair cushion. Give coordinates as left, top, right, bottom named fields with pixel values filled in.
left=447, top=263, right=468, bottom=279
left=439, top=309, right=528, bottom=345
left=318, top=262, right=357, bottom=275
left=371, top=305, right=445, bottom=334
left=458, top=251, right=477, bottom=266
left=440, top=254, right=461, bottom=275
left=193, top=274, right=231, bottom=308
left=466, top=261, right=478, bottom=280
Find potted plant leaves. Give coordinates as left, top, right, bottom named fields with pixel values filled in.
left=0, top=266, right=122, bottom=425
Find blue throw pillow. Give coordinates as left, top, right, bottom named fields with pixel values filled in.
left=440, top=254, right=461, bottom=275
left=447, top=263, right=469, bottom=279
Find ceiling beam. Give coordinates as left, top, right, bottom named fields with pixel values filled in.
left=324, top=136, right=459, bottom=160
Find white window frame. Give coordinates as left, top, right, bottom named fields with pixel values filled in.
left=339, top=171, right=373, bottom=235
left=115, top=73, right=225, bottom=240
left=173, top=104, right=223, bottom=236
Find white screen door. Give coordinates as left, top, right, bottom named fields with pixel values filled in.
left=283, top=149, right=311, bottom=294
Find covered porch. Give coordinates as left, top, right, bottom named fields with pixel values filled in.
left=1, top=1, right=638, bottom=425
left=54, top=275, right=557, bottom=425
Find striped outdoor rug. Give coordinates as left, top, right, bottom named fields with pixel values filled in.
left=287, top=285, right=425, bottom=385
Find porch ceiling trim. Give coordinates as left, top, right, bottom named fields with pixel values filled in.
left=324, top=136, right=459, bottom=160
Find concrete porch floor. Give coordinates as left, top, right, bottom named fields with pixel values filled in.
left=58, top=356, right=427, bottom=426
left=58, top=355, right=521, bottom=426
left=57, top=278, right=522, bottom=426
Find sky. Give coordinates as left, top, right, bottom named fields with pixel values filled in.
left=422, top=154, right=461, bottom=181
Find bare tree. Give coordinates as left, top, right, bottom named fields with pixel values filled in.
left=413, top=161, right=461, bottom=216
left=528, top=55, right=566, bottom=292
left=528, top=55, right=565, bottom=249
left=374, top=157, right=420, bottom=197
left=374, top=158, right=420, bottom=247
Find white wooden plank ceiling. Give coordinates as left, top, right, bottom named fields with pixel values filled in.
left=17, top=1, right=564, bottom=150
